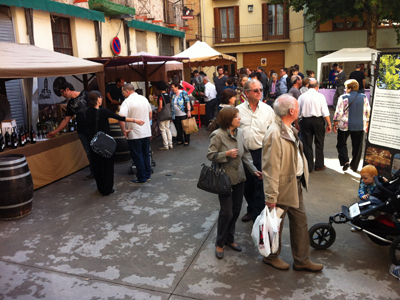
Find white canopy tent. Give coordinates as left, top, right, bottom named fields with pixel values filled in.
left=317, top=47, right=379, bottom=82
left=174, top=41, right=236, bottom=67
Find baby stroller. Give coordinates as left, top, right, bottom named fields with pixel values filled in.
left=308, top=169, right=400, bottom=265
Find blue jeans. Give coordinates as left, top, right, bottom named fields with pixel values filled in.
left=127, top=137, right=151, bottom=183
left=78, top=132, right=93, bottom=173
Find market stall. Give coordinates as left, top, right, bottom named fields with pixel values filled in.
left=174, top=41, right=237, bottom=67
left=87, top=52, right=188, bottom=100
left=174, top=41, right=237, bottom=124
left=317, top=47, right=379, bottom=105
left=0, top=42, right=105, bottom=189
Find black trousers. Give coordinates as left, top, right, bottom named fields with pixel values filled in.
left=173, top=115, right=190, bottom=144
left=243, top=148, right=265, bottom=221
left=205, top=98, right=217, bottom=123
left=333, top=85, right=345, bottom=109
left=301, top=116, right=326, bottom=171
left=90, top=149, right=114, bottom=195
left=336, top=129, right=364, bottom=171
left=216, top=181, right=245, bottom=248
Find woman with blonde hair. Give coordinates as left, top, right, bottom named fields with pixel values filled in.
left=333, top=79, right=371, bottom=172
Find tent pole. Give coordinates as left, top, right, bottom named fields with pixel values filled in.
left=144, top=62, right=149, bottom=99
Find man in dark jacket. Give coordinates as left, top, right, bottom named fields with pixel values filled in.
left=333, top=65, right=346, bottom=109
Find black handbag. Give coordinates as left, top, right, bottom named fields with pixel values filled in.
left=157, top=94, right=172, bottom=121
left=197, top=163, right=232, bottom=196
left=90, top=109, right=116, bottom=158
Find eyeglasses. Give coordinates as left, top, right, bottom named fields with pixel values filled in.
left=246, top=88, right=263, bottom=93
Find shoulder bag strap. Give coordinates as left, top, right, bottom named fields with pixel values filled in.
left=95, top=108, right=99, bottom=132
left=344, top=92, right=360, bottom=112
left=160, top=93, right=166, bottom=108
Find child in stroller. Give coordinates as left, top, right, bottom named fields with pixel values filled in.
left=308, top=168, right=400, bottom=265
left=351, top=165, right=387, bottom=232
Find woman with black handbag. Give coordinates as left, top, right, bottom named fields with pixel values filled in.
left=86, top=91, right=144, bottom=196
left=207, top=107, right=262, bottom=259
left=156, top=81, right=173, bottom=150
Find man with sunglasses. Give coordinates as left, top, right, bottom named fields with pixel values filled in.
left=237, top=80, right=275, bottom=222
left=47, top=82, right=93, bottom=180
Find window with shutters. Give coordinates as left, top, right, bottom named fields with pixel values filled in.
left=262, top=3, right=289, bottom=40
left=213, top=6, right=239, bottom=43
left=51, top=17, right=73, bottom=56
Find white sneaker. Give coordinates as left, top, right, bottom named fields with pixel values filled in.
left=159, top=147, right=169, bottom=151
left=169, top=145, right=173, bottom=149
left=389, top=264, right=400, bottom=280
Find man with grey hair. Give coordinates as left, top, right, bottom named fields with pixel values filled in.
left=261, top=94, right=323, bottom=272
left=200, top=76, right=217, bottom=125
left=298, top=79, right=332, bottom=172
left=237, top=79, right=275, bottom=222
left=288, top=75, right=302, bottom=100
left=119, top=83, right=152, bottom=184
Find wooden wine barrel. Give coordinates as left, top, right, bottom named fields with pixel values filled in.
left=109, top=124, right=130, bottom=163
left=0, top=154, right=33, bottom=220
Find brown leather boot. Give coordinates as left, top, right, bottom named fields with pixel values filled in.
left=293, top=261, right=323, bottom=272
left=263, top=257, right=289, bottom=270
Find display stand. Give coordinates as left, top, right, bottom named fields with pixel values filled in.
left=1, top=132, right=88, bottom=189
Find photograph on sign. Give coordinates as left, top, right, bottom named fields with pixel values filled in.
left=363, top=52, right=400, bottom=180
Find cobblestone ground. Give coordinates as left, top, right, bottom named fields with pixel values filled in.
left=1, top=117, right=400, bottom=300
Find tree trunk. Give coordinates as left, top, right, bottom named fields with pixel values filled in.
left=366, top=5, right=378, bottom=49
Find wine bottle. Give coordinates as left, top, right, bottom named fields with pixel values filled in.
left=5, top=127, right=10, bottom=147
left=31, top=128, right=36, bottom=144
left=0, top=128, right=4, bottom=152
left=11, top=127, right=18, bottom=149
left=25, top=126, right=30, bottom=143
left=19, top=127, right=23, bottom=147
left=69, top=118, right=75, bottom=132
left=37, top=116, right=41, bottom=132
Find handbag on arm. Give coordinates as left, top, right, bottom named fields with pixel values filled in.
left=90, top=109, right=116, bottom=158
left=197, top=154, right=231, bottom=196
left=157, top=94, right=172, bottom=121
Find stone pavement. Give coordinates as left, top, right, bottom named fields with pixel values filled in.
left=1, top=119, right=400, bottom=300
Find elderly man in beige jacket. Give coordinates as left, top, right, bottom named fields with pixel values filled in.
left=261, top=94, right=323, bottom=272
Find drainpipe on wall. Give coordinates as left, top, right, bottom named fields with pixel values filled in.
left=202, top=0, right=205, bottom=43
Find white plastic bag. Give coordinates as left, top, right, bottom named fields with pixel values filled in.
left=170, top=121, right=177, bottom=137
left=251, top=207, right=271, bottom=257
left=265, top=208, right=282, bottom=254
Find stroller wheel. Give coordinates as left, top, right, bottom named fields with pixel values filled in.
left=389, top=235, right=400, bottom=266
left=309, top=223, right=336, bottom=250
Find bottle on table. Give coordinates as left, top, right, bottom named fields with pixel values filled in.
left=30, top=128, right=36, bottom=144
left=69, top=118, right=75, bottom=132
left=11, top=127, right=18, bottom=149
left=5, top=127, right=10, bottom=148
left=0, top=128, right=4, bottom=152
left=18, top=127, right=23, bottom=147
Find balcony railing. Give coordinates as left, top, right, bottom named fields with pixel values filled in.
left=213, top=22, right=289, bottom=44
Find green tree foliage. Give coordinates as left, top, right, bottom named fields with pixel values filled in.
left=377, top=55, right=400, bottom=90
left=272, top=0, right=400, bottom=48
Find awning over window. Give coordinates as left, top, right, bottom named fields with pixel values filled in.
left=0, top=0, right=105, bottom=22
left=127, top=19, right=185, bottom=38
left=89, top=0, right=135, bottom=16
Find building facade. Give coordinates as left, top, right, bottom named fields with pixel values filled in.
left=303, top=15, right=400, bottom=81
left=0, top=0, right=186, bottom=127
left=201, top=0, right=305, bottom=75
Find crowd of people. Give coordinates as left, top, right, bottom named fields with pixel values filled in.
left=201, top=64, right=372, bottom=273
left=45, top=62, right=372, bottom=273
